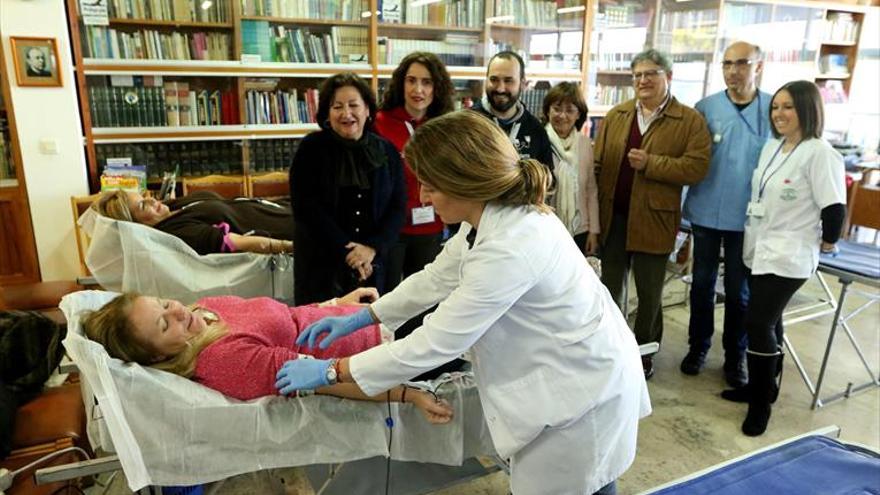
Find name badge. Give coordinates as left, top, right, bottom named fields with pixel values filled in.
left=412, top=205, right=435, bottom=225
left=713, top=133, right=722, bottom=143
left=746, top=201, right=766, bottom=218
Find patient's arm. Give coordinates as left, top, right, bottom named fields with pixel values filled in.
left=316, top=383, right=453, bottom=425
left=227, top=233, right=293, bottom=254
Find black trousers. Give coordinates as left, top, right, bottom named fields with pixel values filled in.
left=745, top=273, right=807, bottom=354
left=385, top=232, right=442, bottom=292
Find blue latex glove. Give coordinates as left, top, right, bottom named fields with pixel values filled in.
left=275, top=358, right=332, bottom=395
left=296, top=307, right=373, bottom=350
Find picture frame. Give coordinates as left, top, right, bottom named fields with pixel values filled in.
left=10, top=36, right=62, bottom=87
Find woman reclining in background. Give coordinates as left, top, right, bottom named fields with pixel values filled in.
left=82, top=286, right=453, bottom=424
left=92, top=189, right=294, bottom=256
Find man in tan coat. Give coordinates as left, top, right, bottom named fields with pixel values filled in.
left=594, top=49, right=711, bottom=379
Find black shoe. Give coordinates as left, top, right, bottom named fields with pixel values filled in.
left=642, top=356, right=655, bottom=380
left=680, top=349, right=707, bottom=375
left=742, top=401, right=771, bottom=436
left=721, top=386, right=749, bottom=403
left=724, top=356, right=748, bottom=388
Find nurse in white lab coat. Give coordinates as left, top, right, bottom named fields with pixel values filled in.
left=276, top=110, right=651, bottom=495
left=722, top=80, right=846, bottom=437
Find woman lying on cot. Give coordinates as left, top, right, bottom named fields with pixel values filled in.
left=82, top=287, right=453, bottom=424
left=92, top=189, right=294, bottom=256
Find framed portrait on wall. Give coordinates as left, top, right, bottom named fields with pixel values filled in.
left=10, top=36, right=62, bottom=87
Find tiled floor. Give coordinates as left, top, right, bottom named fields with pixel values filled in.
left=87, top=275, right=879, bottom=494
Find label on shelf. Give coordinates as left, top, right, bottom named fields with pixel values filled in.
left=241, top=54, right=262, bottom=63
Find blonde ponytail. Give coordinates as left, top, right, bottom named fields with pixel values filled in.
left=497, top=158, right=552, bottom=213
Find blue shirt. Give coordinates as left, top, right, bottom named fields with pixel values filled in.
left=683, top=90, right=771, bottom=231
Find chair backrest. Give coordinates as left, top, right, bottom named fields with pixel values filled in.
left=247, top=171, right=289, bottom=199
left=845, top=183, right=880, bottom=237
left=182, top=175, right=246, bottom=199
left=71, top=193, right=102, bottom=276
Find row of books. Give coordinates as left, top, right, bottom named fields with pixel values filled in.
left=239, top=0, right=368, bottom=20
left=379, top=0, right=484, bottom=28
left=519, top=88, right=548, bottom=120
left=591, top=84, right=635, bottom=107
left=242, top=21, right=368, bottom=63
left=83, top=26, right=230, bottom=60
left=0, top=115, right=11, bottom=181
left=247, top=139, right=300, bottom=172
left=89, top=83, right=239, bottom=127
left=245, top=88, right=318, bottom=124
left=379, top=36, right=478, bottom=66
left=824, top=13, right=860, bottom=43
left=107, top=0, right=231, bottom=23
left=96, top=139, right=297, bottom=178
left=98, top=142, right=245, bottom=178
left=490, top=0, right=584, bottom=28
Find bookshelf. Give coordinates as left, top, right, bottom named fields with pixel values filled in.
left=585, top=0, right=869, bottom=117
left=68, top=0, right=593, bottom=192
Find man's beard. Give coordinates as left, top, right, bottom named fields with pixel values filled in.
left=487, top=90, right=518, bottom=113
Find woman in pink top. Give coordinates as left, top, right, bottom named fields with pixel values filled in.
left=82, top=287, right=452, bottom=423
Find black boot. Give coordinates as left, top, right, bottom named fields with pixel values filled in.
left=722, top=349, right=785, bottom=404
left=742, top=353, right=779, bottom=437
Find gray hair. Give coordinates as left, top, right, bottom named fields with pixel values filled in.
left=631, top=49, right=672, bottom=73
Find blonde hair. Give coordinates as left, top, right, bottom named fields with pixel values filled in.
left=404, top=111, right=551, bottom=213
left=92, top=190, right=134, bottom=222
left=82, top=293, right=228, bottom=378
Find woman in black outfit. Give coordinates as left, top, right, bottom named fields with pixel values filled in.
left=290, top=72, right=406, bottom=305
left=93, top=189, right=293, bottom=255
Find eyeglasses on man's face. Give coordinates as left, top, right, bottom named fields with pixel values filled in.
left=721, top=59, right=755, bottom=71
left=631, top=69, right=665, bottom=82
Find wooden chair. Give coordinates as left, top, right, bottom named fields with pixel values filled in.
left=182, top=175, right=247, bottom=199
left=844, top=183, right=880, bottom=242
left=247, top=171, right=289, bottom=199
left=70, top=193, right=102, bottom=277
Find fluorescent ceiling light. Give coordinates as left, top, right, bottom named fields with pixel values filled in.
left=557, top=6, right=585, bottom=14
left=486, top=15, right=515, bottom=24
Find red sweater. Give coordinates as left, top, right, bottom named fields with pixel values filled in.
left=374, top=107, right=444, bottom=236
left=192, top=296, right=382, bottom=400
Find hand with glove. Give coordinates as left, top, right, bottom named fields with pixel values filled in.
left=275, top=358, right=333, bottom=395
left=296, top=307, right=375, bottom=350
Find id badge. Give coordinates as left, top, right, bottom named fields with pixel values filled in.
left=412, top=205, right=435, bottom=225
left=746, top=201, right=766, bottom=218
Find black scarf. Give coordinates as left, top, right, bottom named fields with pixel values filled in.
left=328, top=130, right=388, bottom=190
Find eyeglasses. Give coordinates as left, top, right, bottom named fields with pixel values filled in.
left=721, top=59, right=755, bottom=71
left=632, top=69, right=665, bottom=82
left=549, top=105, right=580, bottom=116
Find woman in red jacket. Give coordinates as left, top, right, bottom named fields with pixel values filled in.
left=375, top=52, right=455, bottom=290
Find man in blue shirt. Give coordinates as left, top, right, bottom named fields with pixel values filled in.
left=681, top=42, right=771, bottom=387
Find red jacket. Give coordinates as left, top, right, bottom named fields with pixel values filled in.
left=374, top=107, right=444, bottom=236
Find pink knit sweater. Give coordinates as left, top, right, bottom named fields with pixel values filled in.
left=191, top=296, right=382, bottom=400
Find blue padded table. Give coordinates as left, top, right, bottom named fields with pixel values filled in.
left=782, top=240, right=880, bottom=409
left=642, top=428, right=880, bottom=494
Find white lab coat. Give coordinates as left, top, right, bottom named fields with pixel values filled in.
left=350, top=202, right=651, bottom=493
left=743, top=138, right=847, bottom=279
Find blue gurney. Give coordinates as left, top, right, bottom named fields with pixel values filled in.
left=642, top=427, right=880, bottom=494
left=782, top=239, right=880, bottom=408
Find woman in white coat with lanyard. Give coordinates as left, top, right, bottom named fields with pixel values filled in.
left=275, top=110, right=651, bottom=495
left=722, top=80, right=846, bottom=436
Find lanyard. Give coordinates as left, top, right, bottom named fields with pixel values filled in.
left=730, top=93, right=762, bottom=137
left=757, top=141, right=799, bottom=200
left=404, top=120, right=415, bottom=137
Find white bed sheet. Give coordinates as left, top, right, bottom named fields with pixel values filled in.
left=60, top=290, right=495, bottom=491
left=81, top=209, right=294, bottom=304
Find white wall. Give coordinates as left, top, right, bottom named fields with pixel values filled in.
left=1, top=0, right=89, bottom=280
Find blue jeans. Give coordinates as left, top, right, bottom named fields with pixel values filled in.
left=687, top=224, right=749, bottom=358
